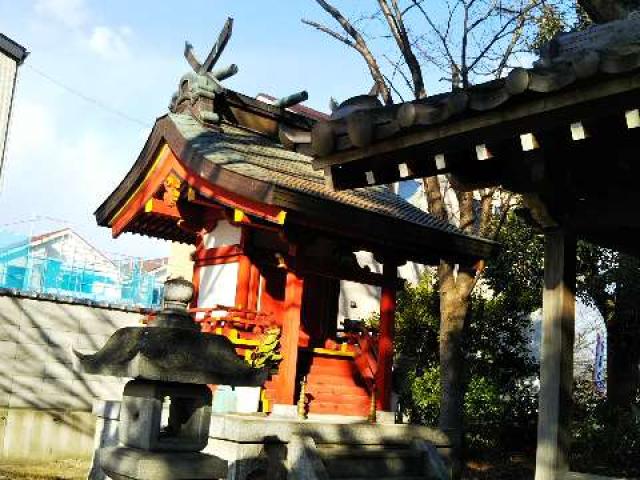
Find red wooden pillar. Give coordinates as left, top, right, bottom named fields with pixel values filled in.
left=247, top=265, right=260, bottom=311
left=235, top=228, right=252, bottom=309
left=276, top=270, right=304, bottom=404
left=235, top=255, right=252, bottom=309
left=376, top=261, right=397, bottom=411
left=190, top=234, right=205, bottom=308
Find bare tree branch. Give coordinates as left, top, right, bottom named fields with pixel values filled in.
left=410, top=0, right=459, bottom=77
left=301, top=19, right=355, bottom=47
left=377, top=0, right=427, bottom=98
left=383, top=53, right=414, bottom=95
left=303, top=0, right=393, bottom=104
left=466, top=0, right=543, bottom=74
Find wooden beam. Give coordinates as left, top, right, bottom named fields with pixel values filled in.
left=278, top=254, right=402, bottom=288
left=193, top=245, right=243, bottom=267
left=535, top=228, right=576, bottom=480
left=312, top=73, right=640, bottom=172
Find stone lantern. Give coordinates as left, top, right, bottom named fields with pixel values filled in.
left=75, top=278, right=267, bottom=480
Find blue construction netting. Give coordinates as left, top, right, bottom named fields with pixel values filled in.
left=0, top=229, right=164, bottom=309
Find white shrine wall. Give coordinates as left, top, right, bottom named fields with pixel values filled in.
left=196, top=220, right=242, bottom=309
left=338, top=251, right=425, bottom=326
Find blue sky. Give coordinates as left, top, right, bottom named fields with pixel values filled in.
left=0, top=0, right=472, bottom=258
left=0, top=0, right=393, bottom=258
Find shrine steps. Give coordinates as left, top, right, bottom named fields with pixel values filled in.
left=304, top=355, right=372, bottom=416
left=317, top=445, right=431, bottom=479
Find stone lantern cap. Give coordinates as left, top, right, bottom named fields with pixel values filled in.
left=74, top=278, right=267, bottom=386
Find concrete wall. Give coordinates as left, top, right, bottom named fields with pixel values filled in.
left=0, top=290, right=144, bottom=460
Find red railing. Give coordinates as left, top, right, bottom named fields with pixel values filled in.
left=189, top=305, right=279, bottom=335
left=340, top=326, right=379, bottom=388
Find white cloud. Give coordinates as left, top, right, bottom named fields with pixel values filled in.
left=88, top=26, right=132, bottom=60
left=0, top=97, right=166, bottom=257
left=34, top=0, right=89, bottom=29
left=33, top=0, right=133, bottom=61
left=6, top=100, right=56, bottom=159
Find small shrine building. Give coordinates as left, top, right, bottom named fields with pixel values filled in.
left=95, top=35, right=494, bottom=417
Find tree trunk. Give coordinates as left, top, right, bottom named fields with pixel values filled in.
left=607, top=254, right=640, bottom=415
left=607, top=311, right=640, bottom=412
left=438, top=261, right=475, bottom=479
left=578, top=0, right=640, bottom=23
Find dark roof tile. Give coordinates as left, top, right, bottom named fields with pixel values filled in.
left=170, top=113, right=465, bottom=236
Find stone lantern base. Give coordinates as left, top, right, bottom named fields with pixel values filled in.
left=100, top=446, right=228, bottom=480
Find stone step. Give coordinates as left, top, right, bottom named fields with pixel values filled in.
left=319, top=448, right=423, bottom=478
left=336, top=477, right=424, bottom=480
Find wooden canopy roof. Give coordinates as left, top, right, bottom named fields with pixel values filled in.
left=286, top=13, right=640, bottom=255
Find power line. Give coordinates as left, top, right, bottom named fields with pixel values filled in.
left=24, top=63, right=151, bottom=128
left=0, top=215, right=72, bottom=228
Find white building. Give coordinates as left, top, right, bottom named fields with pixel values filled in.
left=0, top=33, right=27, bottom=183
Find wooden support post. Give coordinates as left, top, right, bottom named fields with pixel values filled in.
left=376, top=261, right=397, bottom=411
left=235, top=255, right=252, bottom=309
left=276, top=271, right=304, bottom=404
left=535, top=228, right=576, bottom=480
left=236, top=228, right=252, bottom=309
left=248, top=264, right=260, bottom=311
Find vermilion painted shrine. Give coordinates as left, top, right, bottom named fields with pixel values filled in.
left=95, top=21, right=494, bottom=418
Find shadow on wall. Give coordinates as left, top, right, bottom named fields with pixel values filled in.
left=0, top=291, right=145, bottom=461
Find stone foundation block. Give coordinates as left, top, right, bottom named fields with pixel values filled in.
left=100, top=446, right=227, bottom=480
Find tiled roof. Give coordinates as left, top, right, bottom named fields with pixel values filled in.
left=169, top=112, right=465, bottom=236
left=295, top=11, right=640, bottom=158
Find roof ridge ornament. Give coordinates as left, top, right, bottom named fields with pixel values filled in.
left=169, top=17, right=238, bottom=126
left=184, top=17, right=235, bottom=82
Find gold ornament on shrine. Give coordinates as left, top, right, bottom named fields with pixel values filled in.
left=297, top=376, right=308, bottom=420
left=163, top=173, right=183, bottom=207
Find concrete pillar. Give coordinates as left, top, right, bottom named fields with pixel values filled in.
left=535, top=228, right=576, bottom=480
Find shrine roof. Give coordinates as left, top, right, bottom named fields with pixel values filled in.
left=94, top=17, right=494, bottom=263
left=169, top=112, right=462, bottom=235
left=96, top=110, right=494, bottom=263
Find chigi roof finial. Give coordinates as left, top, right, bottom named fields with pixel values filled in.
left=184, top=17, right=237, bottom=84
left=169, top=18, right=239, bottom=123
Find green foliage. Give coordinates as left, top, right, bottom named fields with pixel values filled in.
left=571, top=378, right=640, bottom=477
left=530, top=4, right=567, bottom=51
left=395, top=208, right=640, bottom=468
left=405, top=366, right=441, bottom=425
left=529, top=2, right=592, bottom=51
left=394, top=214, right=541, bottom=449
left=483, top=213, right=544, bottom=316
